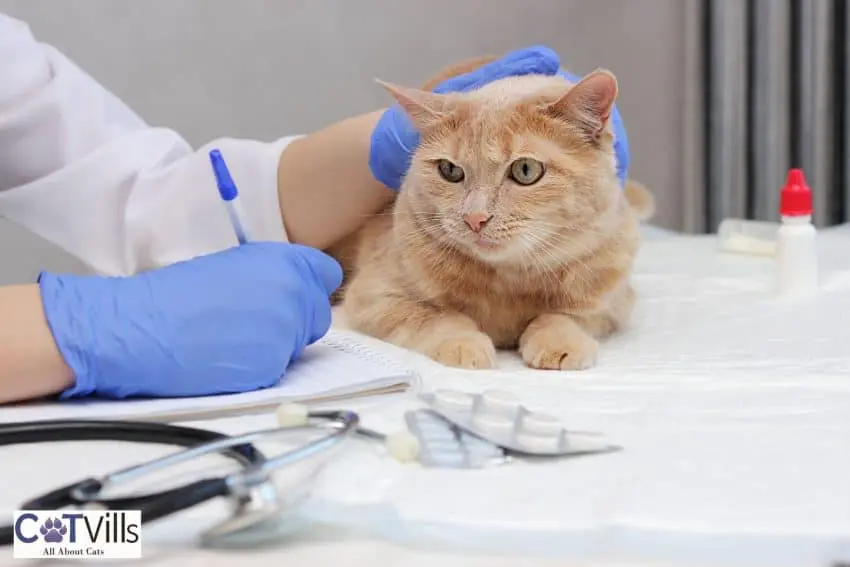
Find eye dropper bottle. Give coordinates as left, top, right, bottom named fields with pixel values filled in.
left=775, top=168, right=818, bottom=297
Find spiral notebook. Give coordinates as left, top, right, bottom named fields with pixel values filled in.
left=0, top=331, right=420, bottom=424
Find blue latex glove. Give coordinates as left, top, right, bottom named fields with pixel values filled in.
left=557, top=68, right=630, bottom=186
left=37, top=242, right=342, bottom=399
left=369, top=45, right=562, bottom=191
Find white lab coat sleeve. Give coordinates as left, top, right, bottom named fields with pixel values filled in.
left=0, top=14, right=299, bottom=276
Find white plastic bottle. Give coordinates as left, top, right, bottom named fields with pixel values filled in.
left=774, top=168, right=818, bottom=297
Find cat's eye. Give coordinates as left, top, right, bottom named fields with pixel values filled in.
left=509, top=158, right=545, bottom=186
left=436, top=159, right=465, bottom=183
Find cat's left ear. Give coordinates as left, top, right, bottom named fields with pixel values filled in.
left=544, top=68, right=618, bottom=140
left=375, top=79, right=450, bottom=130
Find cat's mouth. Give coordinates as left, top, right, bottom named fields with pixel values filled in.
left=440, top=220, right=513, bottom=257
left=450, top=229, right=523, bottom=263
left=472, top=235, right=501, bottom=249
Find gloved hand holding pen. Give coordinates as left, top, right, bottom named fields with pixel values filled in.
left=39, top=242, right=341, bottom=399
left=36, top=151, right=342, bottom=400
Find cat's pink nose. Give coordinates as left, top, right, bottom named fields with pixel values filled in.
left=463, top=212, right=493, bottom=233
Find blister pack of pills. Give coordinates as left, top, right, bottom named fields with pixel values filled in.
left=418, top=388, right=620, bottom=457
left=404, top=408, right=507, bottom=468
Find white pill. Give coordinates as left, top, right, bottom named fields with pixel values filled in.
left=385, top=432, right=420, bottom=463
left=520, top=412, right=563, bottom=436
left=433, top=389, right=474, bottom=413
left=472, top=412, right=515, bottom=437
left=276, top=403, right=309, bottom=427
left=517, top=432, right=562, bottom=453
left=480, top=389, right=521, bottom=415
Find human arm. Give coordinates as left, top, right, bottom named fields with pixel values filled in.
left=0, top=284, right=74, bottom=403
left=0, top=14, right=297, bottom=274
left=0, top=14, right=392, bottom=274
left=0, top=15, right=569, bottom=273
left=275, top=109, right=394, bottom=250
left=0, top=242, right=341, bottom=404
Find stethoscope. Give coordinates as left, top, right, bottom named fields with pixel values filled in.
left=0, top=405, right=378, bottom=547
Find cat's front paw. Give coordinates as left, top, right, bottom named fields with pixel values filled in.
left=520, top=319, right=598, bottom=371
left=424, top=332, right=497, bottom=370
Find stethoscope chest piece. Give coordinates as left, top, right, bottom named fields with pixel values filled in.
left=199, top=480, right=287, bottom=547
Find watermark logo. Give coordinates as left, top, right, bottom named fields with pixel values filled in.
left=13, top=510, right=141, bottom=559
left=39, top=517, right=68, bottom=543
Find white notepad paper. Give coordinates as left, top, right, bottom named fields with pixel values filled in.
left=0, top=331, right=420, bottom=423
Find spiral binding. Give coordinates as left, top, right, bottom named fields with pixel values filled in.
left=319, top=330, right=415, bottom=376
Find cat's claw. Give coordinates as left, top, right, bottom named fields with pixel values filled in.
left=425, top=332, right=497, bottom=370
left=520, top=329, right=598, bottom=371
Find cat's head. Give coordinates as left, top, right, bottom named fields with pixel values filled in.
left=381, top=69, right=624, bottom=265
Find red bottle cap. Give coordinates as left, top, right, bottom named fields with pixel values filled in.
left=780, top=168, right=813, bottom=216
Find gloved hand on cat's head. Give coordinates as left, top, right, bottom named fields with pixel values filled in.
left=369, top=45, right=562, bottom=191
left=368, top=46, right=630, bottom=191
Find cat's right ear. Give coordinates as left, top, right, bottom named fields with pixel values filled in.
left=375, top=79, right=449, bottom=130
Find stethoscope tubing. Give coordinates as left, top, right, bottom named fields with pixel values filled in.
left=0, top=411, right=360, bottom=547
left=75, top=410, right=360, bottom=502
left=0, top=419, right=267, bottom=546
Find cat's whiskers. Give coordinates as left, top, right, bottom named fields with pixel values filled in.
left=524, top=221, right=608, bottom=258
left=535, top=229, right=602, bottom=264
left=517, top=230, right=565, bottom=298
left=397, top=225, right=444, bottom=247
left=519, top=247, right=561, bottom=301
left=527, top=219, right=612, bottom=238
left=398, top=219, right=459, bottom=261
left=513, top=236, right=543, bottom=290
left=523, top=226, right=597, bottom=291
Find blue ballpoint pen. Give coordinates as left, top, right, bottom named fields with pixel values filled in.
left=209, top=149, right=253, bottom=245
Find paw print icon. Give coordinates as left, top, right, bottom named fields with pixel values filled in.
left=39, top=518, right=67, bottom=543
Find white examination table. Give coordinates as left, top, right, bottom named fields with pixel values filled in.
left=2, top=224, right=848, bottom=567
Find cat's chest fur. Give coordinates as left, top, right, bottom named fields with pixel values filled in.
left=412, top=257, right=583, bottom=349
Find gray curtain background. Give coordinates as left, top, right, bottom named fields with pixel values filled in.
left=704, top=0, right=849, bottom=231
left=0, top=0, right=845, bottom=282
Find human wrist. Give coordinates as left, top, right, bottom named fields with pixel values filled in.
left=0, top=283, right=74, bottom=403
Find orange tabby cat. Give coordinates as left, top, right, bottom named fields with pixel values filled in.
left=330, top=56, right=653, bottom=371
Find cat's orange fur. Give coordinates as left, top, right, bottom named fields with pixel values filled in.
left=328, top=56, right=653, bottom=371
